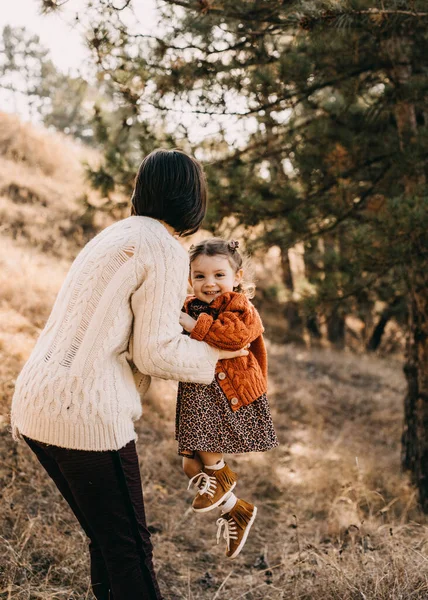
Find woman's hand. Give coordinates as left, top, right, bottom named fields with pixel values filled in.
left=179, top=311, right=197, bottom=333
left=218, top=344, right=250, bottom=360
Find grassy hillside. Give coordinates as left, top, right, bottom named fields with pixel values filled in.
left=0, top=114, right=427, bottom=599
left=0, top=111, right=110, bottom=259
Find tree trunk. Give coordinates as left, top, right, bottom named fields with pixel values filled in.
left=402, top=295, right=419, bottom=474
left=402, top=280, right=428, bottom=509
left=327, top=306, right=345, bottom=349
left=280, top=247, right=305, bottom=342
left=367, top=312, right=391, bottom=352
left=385, top=36, right=428, bottom=509
left=280, top=245, right=294, bottom=291
left=366, top=297, right=404, bottom=352
left=306, top=314, right=322, bottom=339
left=323, top=234, right=346, bottom=349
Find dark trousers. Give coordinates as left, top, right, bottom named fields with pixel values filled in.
left=24, top=436, right=162, bottom=600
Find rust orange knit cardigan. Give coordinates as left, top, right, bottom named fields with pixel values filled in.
left=184, top=291, right=268, bottom=411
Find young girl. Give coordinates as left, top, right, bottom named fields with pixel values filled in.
left=176, top=238, right=278, bottom=559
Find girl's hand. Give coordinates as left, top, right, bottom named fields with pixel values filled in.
left=218, top=344, right=250, bottom=360
left=180, top=311, right=197, bottom=333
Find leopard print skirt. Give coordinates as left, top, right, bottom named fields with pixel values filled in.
left=175, top=379, right=278, bottom=458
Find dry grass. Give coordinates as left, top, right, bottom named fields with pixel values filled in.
left=0, top=112, right=72, bottom=177
left=0, top=112, right=108, bottom=260
left=1, top=230, right=428, bottom=599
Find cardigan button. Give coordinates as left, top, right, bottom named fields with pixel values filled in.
left=218, top=372, right=226, bottom=380
left=231, top=397, right=239, bottom=406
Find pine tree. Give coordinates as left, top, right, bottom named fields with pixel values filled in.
left=147, top=0, right=428, bottom=506
left=39, top=0, right=428, bottom=508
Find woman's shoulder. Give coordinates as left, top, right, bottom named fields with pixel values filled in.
left=129, top=217, right=188, bottom=261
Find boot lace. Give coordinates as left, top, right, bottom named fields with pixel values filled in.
left=187, top=472, right=217, bottom=498
left=216, top=516, right=238, bottom=551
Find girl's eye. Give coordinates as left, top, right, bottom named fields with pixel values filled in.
left=216, top=273, right=225, bottom=277
left=194, top=275, right=204, bottom=279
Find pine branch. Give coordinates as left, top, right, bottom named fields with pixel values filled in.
left=319, top=267, right=394, bottom=308
left=300, top=8, right=428, bottom=30
left=125, top=31, right=257, bottom=57
left=332, top=9, right=427, bottom=18
left=139, top=97, right=241, bottom=116
left=146, top=65, right=380, bottom=117
left=306, top=152, right=397, bottom=204
left=161, top=1, right=428, bottom=26
left=211, top=117, right=318, bottom=166
left=302, top=163, right=393, bottom=242
left=160, top=0, right=292, bottom=25
left=40, top=0, right=70, bottom=13
left=108, top=0, right=132, bottom=10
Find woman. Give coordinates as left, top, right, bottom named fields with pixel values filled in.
left=10, top=149, right=248, bottom=600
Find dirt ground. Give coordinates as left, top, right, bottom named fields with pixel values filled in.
left=2, top=282, right=428, bottom=598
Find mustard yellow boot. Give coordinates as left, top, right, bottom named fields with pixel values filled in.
left=188, top=463, right=237, bottom=513
left=216, top=498, right=258, bottom=559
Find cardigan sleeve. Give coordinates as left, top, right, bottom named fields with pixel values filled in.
left=130, top=233, right=218, bottom=383
left=190, top=295, right=264, bottom=350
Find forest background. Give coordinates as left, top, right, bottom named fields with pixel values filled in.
left=0, top=1, right=428, bottom=598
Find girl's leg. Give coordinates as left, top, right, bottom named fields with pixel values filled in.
left=24, top=437, right=162, bottom=600
left=180, top=454, right=256, bottom=560
left=197, top=451, right=223, bottom=467
left=182, top=454, right=203, bottom=479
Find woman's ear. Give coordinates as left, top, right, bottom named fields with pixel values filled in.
left=234, top=268, right=244, bottom=286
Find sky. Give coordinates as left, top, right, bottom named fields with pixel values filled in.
left=2, top=0, right=91, bottom=74
left=0, top=0, right=160, bottom=122
left=0, top=0, right=158, bottom=73
left=0, top=0, right=256, bottom=145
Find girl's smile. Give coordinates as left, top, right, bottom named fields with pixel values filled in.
left=190, top=255, right=243, bottom=304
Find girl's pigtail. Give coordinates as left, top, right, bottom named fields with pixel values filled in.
left=228, top=240, right=240, bottom=252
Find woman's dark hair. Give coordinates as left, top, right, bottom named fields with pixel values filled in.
left=130, top=148, right=207, bottom=237
left=189, top=238, right=256, bottom=298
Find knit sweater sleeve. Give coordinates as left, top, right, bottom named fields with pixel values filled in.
left=130, top=231, right=219, bottom=383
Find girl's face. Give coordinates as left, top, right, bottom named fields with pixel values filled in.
left=190, top=254, right=243, bottom=304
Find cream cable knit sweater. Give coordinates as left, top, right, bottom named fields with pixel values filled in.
left=11, top=216, right=219, bottom=451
